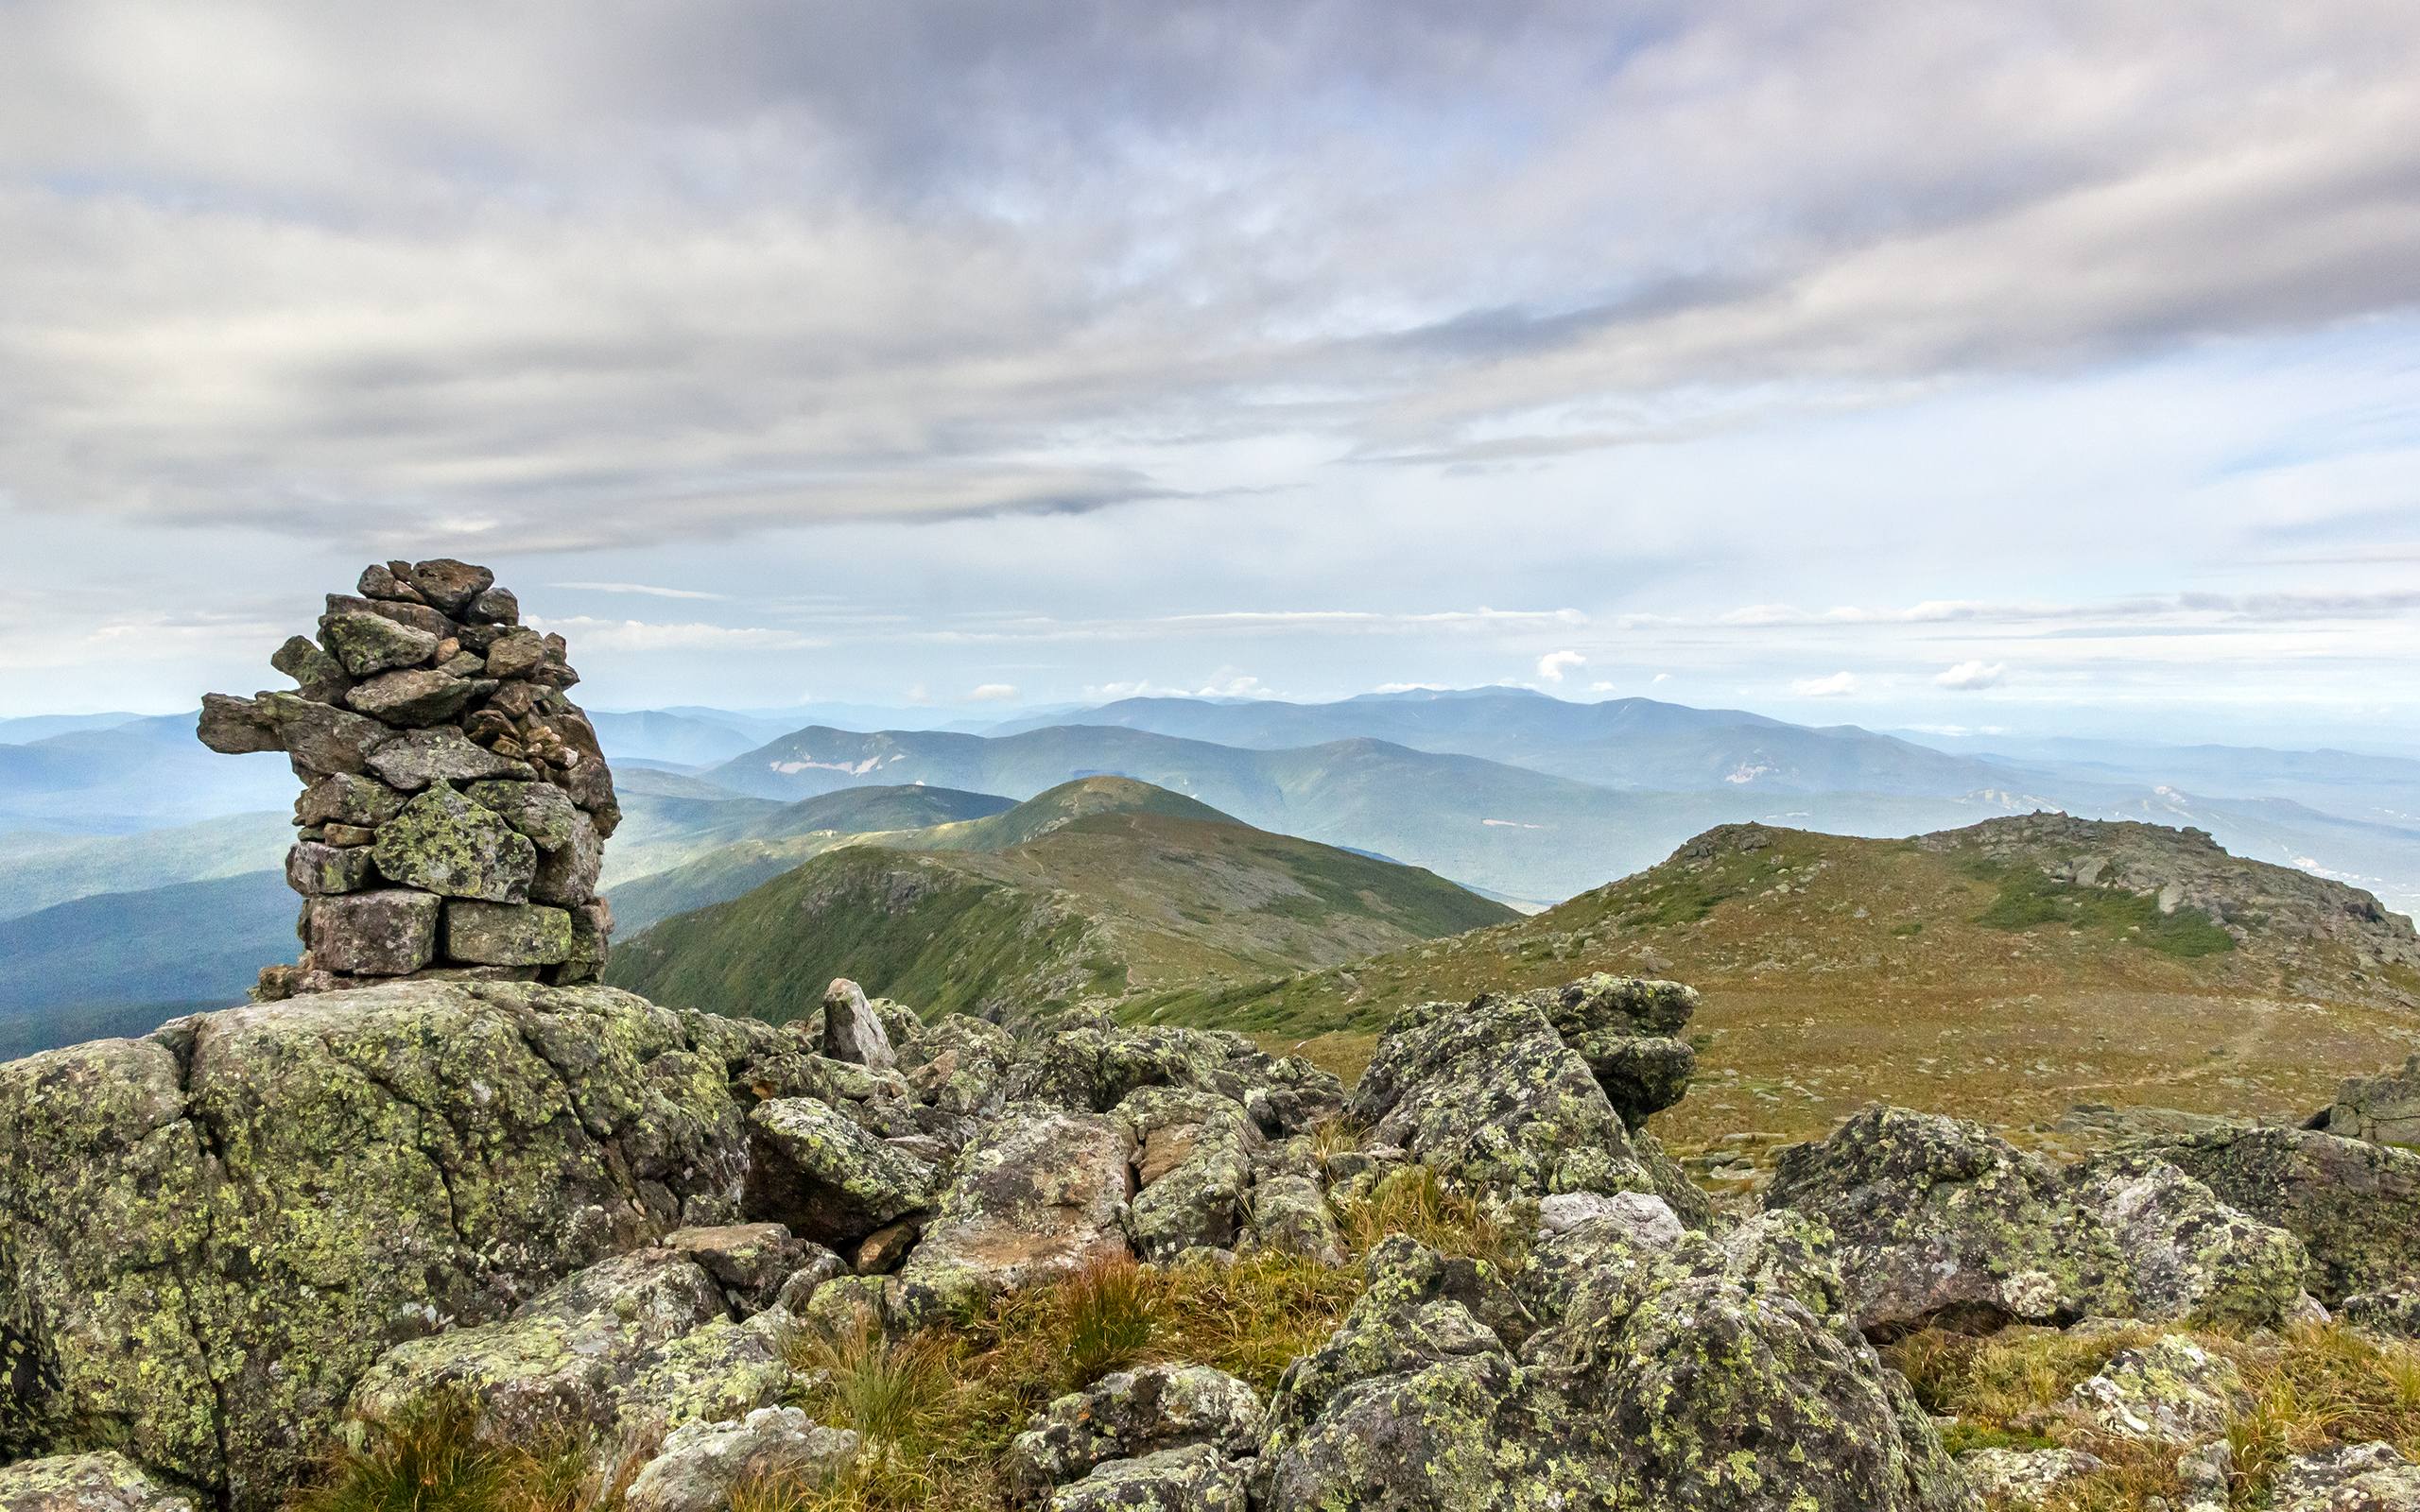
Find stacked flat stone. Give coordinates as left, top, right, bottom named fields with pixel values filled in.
left=196, top=559, right=616, bottom=996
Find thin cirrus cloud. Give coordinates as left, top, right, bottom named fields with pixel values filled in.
left=1936, top=661, right=2007, bottom=690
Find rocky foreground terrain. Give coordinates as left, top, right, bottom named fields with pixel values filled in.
left=2, top=968, right=2416, bottom=1512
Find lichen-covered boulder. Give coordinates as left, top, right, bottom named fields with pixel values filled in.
left=2324, top=1055, right=2420, bottom=1149
left=1343, top=992, right=1669, bottom=1208
left=821, top=978, right=898, bottom=1072
left=1008, top=1364, right=1265, bottom=1503
left=1117, top=1088, right=1258, bottom=1262
left=2069, top=1150, right=2313, bottom=1328
left=0, top=981, right=756, bottom=1509
left=1255, top=1223, right=1971, bottom=1511
left=2149, top=1125, right=2420, bottom=1301
left=345, top=1249, right=788, bottom=1446
left=622, top=1407, right=857, bottom=1512
left=741, top=1097, right=937, bottom=1247
left=372, top=784, right=538, bottom=901
left=0, top=1453, right=200, bottom=1512
left=1764, top=1106, right=2128, bottom=1337
left=2342, top=1286, right=2420, bottom=1338
left=2066, top=1335, right=2241, bottom=1442
left=2273, top=1442, right=2420, bottom=1511
left=1004, top=1010, right=1340, bottom=1137
left=1954, top=1447, right=2106, bottom=1507
left=902, top=1014, right=1015, bottom=1118
left=1047, top=1445, right=1251, bottom=1511
left=657, top=1224, right=828, bottom=1315
left=1515, top=974, right=1699, bottom=1127
left=894, top=1108, right=1134, bottom=1315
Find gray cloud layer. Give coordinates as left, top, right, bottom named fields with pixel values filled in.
left=5, top=0, right=2419, bottom=550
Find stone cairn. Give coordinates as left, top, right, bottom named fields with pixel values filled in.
left=198, top=559, right=616, bottom=997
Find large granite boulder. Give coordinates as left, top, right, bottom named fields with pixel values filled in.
left=344, top=1249, right=790, bottom=1446
left=2321, top=1055, right=2420, bottom=1149
left=622, top=1407, right=858, bottom=1512
left=1003, top=1010, right=1340, bottom=1137
left=0, top=981, right=758, bottom=1509
left=893, top=1108, right=1135, bottom=1316
left=1253, top=1218, right=1972, bottom=1510
left=1346, top=985, right=1704, bottom=1223
left=741, top=1096, right=938, bottom=1247
left=2147, top=1124, right=2420, bottom=1301
left=0, top=1454, right=200, bottom=1512
left=1765, top=1106, right=2310, bottom=1337
left=1008, top=1364, right=1266, bottom=1503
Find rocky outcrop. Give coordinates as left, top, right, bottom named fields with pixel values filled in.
left=1342, top=980, right=1706, bottom=1223
left=1254, top=1219, right=1973, bottom=1510
left=2273, top=1443, right=2420, bottom=1510
left=2322, top=1054, right=2420, bottom=1148
left=0, top=981, right=760, bottom=1509
left=2146, top=1124, right=2420, bottom=1301
left=893, top=1108, right=1136, bottom=1317
left=344, top=1248, right=791, bottom=1446
left=2065, top=1335, right=2241, bottom=1442
left=1008, top=1365, right=1265, bottom=1504
left=621, top=1408, right=857, bottom=1512
left=0, top=1454, right=199, bottom=1512
left=197, top=560, right=615, bottom=994
left=1764, top=1106, right=2312, bottom=1337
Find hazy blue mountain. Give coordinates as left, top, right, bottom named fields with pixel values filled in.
left=0, top=713, right=147, bottom=744
left=987, top=688, right=2004, bottom=795
left=705, top=723, right=2019, bottom=903
left=0, top=714, right=295, bottom=832
left=0, top=811, right=291, bottom=921
left=0, top=871, right=288, bottom=1037
left=584, top=710, right=783, bottom=766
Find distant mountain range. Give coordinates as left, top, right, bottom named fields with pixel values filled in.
left=607, top=777, right=1514, bottom=1025
left=6, top=685, right=2418, bottom=1056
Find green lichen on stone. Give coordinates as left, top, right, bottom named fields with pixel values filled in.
left=371, top=785, right=537, bottom=901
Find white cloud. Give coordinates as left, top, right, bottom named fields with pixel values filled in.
left=1588, top=679, right=1616, bottom=693
left=966, top=682, right=1019, bottom=702
left=1935, top=660, right=2008, bottom=690
left=521, top=616, right=821, bottom=652
left=1651, top=672, right=1671, bottom=684
left=1535, top=649, right=1586, bottom=683
left=1374, top=681, right=1449, bottom=694
left=547, top=581, right=730, bottom=601
left=1790, top=671, right=1859, bottom=697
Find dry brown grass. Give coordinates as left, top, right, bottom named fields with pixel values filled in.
left=1887, top=1320, right=2420, bottom=1509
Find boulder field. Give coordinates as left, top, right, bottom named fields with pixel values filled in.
left=1, top=971, right=2414, bottom=1512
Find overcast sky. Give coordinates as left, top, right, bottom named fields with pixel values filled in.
left=5, top=1, right=2418, bottom=746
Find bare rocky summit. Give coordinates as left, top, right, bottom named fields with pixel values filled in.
left=196, top=559, right=615, bottom=995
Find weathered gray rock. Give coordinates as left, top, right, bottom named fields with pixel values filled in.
left=1537, top=1189, right=1685, bottom=1246
left=821, top=978, right=898, bottom=1072
left=1048, top=1445, right=1251, bottom=1511
left=320, top=612, right=439, bottom=678
left=403, top=558, right=494, bottom=615
left=304, top=888, right=441, bottom=974
left=0, top=982, right=756, bottom=1509
left=1346, top=990, right=1680, bottom=1210
left=2273, top=1442, right=2420, bottom=1511
left=658, top=1224, right=828, bottom=1315
left=467, top=585, right=519, bottom=624
left=483, top=627, right=547, bottom=680
left=443, top=901, right=572, bottom=966
left=270, top=635, right=351, bottom=703
left=464, top=778, right=578, bottom=850
left=1255, top=1223, right=1971, bottom=1511
left=895, top=1108, right=1134, bottom=1314
left=1244, top=1170, right=1343, bottom=1265
left=531, top=812, right=602, bottom=905
left=372, top=786, right=537, bottom=902
left=366, top=727, right=534, bottom=790
left=2149, top=1125, right=2420, bottom=1301
left=622, top=1407, right=856, bottom=1512
left=1954, top=1448, right=2105, bottom=1507
left=742, top=1097, right=937, bottom=1247
left=344, top=668, right=492, bottom=727
left=1119, top=1088, right=1256, bottom=1262
left=1515, top=973, right=1700, bottom=1127
left=358, top=563, right=423, bottom=602
left=196, top=693, right=284, bottom=754
left=2342, top=1285, right=2420, bottom=1337
left=1006, top=1010, right=1340, bottom=1137
left=296, top=773, right=406, bottom=830
left=904, top=1014, right=1015, bottom=1118
left=325, top=592, right=453, bottom=639
left=0, top=1452, right=201, bottom=1512
left=2325, top=1055, right=2420, bottom=1149
left=2069, top=1150, right=2312, bottom=1328
left=1010, top=1364, right=1265, bottom=1503
left=2066, top=1335, right=2241, bottom=1442
left=286, top=840, right=375, bottom=895
left=1765, top=1107, right=2129, bottom=1337
left=346, top=1249, right=788, bottom=1447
